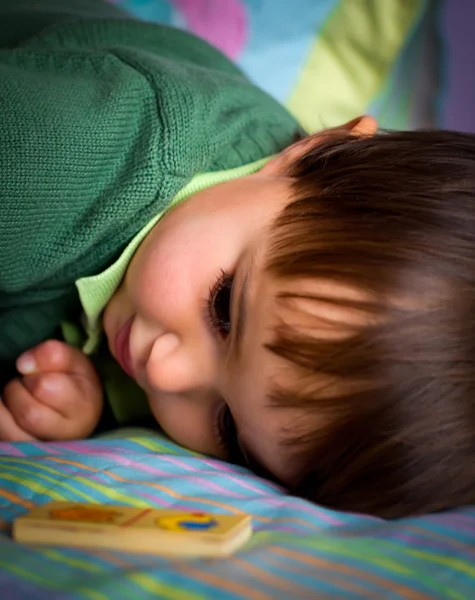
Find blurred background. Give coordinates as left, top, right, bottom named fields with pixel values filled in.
left=444, top=0, right=475, bottom=132
left=108, top=0, right=475, bottom=134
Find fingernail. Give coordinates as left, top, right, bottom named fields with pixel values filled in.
left=16, top=353, right=36, bottom=374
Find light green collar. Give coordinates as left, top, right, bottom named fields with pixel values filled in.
left=76, top=156, right=273, bottom=352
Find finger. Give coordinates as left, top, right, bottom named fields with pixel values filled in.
left=3, top=378, right=66, bottom=439
left=3, top=378, right=91, bottom=440
left=20, top=371, right=94, bottom=416
left=16, top=340, right=99, bottom=381
left=0, top=398, right=36, bottom=442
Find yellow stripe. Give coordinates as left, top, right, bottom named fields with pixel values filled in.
left=0, top=461, right=146, bottom=506
left=0, top=560, right=61, bottom=587
left=131, top=436, right=193, bottom=455
left=129, top=573, right=205, bottom=600
left=405, top=548, right=475, bottom=579
left=2, top=457, right=76, bottom=476
left=0, top=467, right=93, bottom=502
left=287, top=0, right=423, bottom=131
left=0, top=472, right=66, bottom=501
left=0, top=559, right=108, bottom=600
left=69, top=587, right=109, bottom=600
left=41, top=549, right=104, bottom=573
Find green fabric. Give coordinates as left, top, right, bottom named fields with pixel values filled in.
left=0, top=0, right=299, bottom=389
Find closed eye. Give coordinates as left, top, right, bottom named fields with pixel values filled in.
left=205, top=269, right=234, bottom=339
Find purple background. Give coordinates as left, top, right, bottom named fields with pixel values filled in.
left=443, top=0, right=475, bottom=132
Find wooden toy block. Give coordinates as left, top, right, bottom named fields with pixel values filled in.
left=13, top=501, right=253, bottom=558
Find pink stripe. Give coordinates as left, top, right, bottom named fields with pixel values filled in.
left=172, top=0, right=248, bottom=60
left=47, top=443, right=278, bottom=496
left=195, top=456, right=243, bottom=473
left=196, top=457, right=285, bottom=491
left=425, top=513, right=475, bottom=528
left=51, top=441, right=114, bottom=453
left=82, top=472, right=241, bottom=511
left=53, top=459, right=272, bottom=501
left=258, top=498, right=346, bottom=526
left=65, top=450, right=171, bottom=478
left=38, top=443, right=62, bottom=454
left=77, top=472, right=174, bottom=507
left=0, top=443, right=26, bottom=457
left=158, top=456, right=282, bottom=495
left=155, top=454, right=200, bottom=472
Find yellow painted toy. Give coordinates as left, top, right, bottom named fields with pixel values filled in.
left=13, top=502, right=252, bottom=558
left=155, top=513, right=218, bottom=531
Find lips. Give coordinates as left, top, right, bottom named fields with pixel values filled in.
left=114, top=316, right=135, bottom=378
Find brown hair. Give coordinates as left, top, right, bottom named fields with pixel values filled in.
left=264, top=129, right=475, bottom=518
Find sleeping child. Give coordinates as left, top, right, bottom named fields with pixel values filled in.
left=1, top=0, right=474, bottom=519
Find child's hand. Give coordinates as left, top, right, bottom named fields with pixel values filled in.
left=0, top=341, right=103, bottom=442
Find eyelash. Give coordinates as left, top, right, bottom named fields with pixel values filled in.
left=205, top=269, right=234, bottom=339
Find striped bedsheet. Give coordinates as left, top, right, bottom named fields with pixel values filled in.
left=0, top=433, right=474, bottom=599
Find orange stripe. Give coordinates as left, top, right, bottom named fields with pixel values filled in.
left=262, top=552, right=384, bottom=598
left=0, top=487, right=34, bottom=509
left=121, top=508, right=153, bottom=527
left=231, top=556, right=318, bottom=597
left=178, top=564, right=274, bottom=600
left=268, top=547, right=427, bottom=600
left=107, top=471, right=248, bottom=516
left=406, top=525, right=475, bottom=555
left=47, top=457, right=98, bottom=472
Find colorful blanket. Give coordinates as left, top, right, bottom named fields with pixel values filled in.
left=107, top=0, right=444, bottom=131
left=1, top=433, right=474, bottom=599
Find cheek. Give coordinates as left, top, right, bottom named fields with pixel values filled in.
left=127, top=232, right=194, bottom=317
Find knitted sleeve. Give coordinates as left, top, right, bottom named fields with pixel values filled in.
left=0, top=2, right=163, bottom=378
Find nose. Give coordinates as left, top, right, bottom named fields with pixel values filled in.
left=145, top=332, right=216, bottom=393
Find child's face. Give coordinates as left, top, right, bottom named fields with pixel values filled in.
left=103, top=117, right=378, bottom=483
left=103, top=162, right=306, bottom=481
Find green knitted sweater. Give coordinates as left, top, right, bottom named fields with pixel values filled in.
left=0, top=0, right=299, bottom=388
